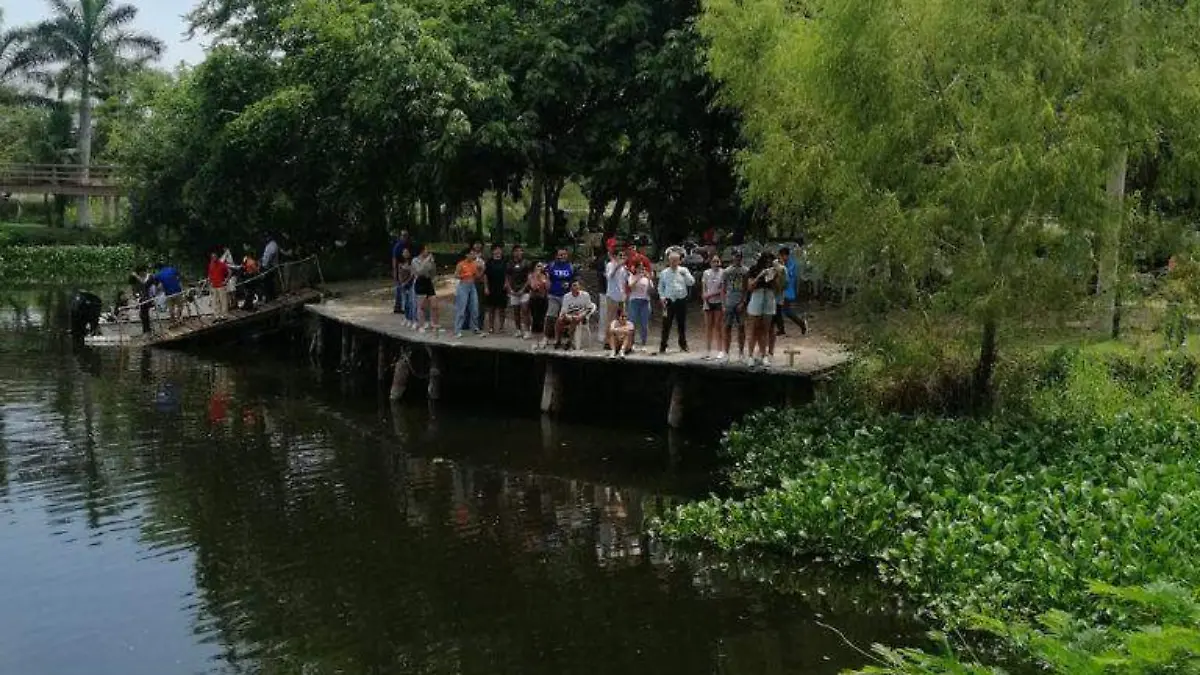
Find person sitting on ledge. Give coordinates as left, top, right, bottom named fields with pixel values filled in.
left=554, top=280, right=595, bottom=350
left=606, top=304, right=634, bottom=358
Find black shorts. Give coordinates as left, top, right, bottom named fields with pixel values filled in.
left=486, top=290, right=507, bottom=309
left=705, top=301, right=722, bottom=312
left=415, top=277, right=435, bottom=297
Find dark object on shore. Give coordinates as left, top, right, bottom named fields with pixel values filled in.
left=69, top=291, right=104, bottom=340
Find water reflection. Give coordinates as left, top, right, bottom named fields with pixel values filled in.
left=0, top=290, right=922, bottom=675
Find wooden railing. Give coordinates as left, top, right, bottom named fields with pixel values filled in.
left=0, top=163, right=124, bottom=195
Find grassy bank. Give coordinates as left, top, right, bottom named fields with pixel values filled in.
left=659, top=344, right=1200, bottom=671
left=0, top=222, right=125, bottom=247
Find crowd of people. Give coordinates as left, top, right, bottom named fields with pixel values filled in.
left=389, top=231, right=812, bottom=368
left=116, top=234, right=284, bottom=335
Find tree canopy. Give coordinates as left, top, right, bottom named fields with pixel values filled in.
left=700, top=0, right=1200, bottom=394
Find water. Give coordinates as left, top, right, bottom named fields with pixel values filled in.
left=0, top=289, right=922, bottom=675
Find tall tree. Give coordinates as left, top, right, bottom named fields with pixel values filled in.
left=701, top=0, right=1200, bottom=398
left=16, top=0, right=163, bottom=227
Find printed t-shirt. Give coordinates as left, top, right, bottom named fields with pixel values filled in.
left=562, top=290, right=593, bottom=316
left=547, top=261, right=574, bottom=297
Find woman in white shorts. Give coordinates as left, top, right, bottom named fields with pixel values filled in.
left=745, top=252, right=780, bottom=366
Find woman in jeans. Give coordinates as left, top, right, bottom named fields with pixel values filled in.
left=625, top=262, right=653, bottom=350
left=527, top=263, right=550, bottom=348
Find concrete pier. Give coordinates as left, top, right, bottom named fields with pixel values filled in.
left=306, top=291, right=849, bottom=429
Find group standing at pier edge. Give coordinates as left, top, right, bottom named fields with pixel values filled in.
left=389, top=231, right=811, bottom=369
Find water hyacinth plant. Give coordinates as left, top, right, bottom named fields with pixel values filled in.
left=661, top=349, right=1200, bottom=627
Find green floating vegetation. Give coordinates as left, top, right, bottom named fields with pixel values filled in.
left=660, top=347, right=1200, bottom=628
left=852, top=582, right=1200, bottom=674
left=0, top=245, right=137, bottom=284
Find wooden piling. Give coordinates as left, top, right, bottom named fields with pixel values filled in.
left=377, top=340, right=388, bottom=383
left=667, top=376, right=685, bottom=429
left=339, top=326, right=350, bottom=371
left=427, top=348, right=442, bottom=400
left=390, top=351, right=410, bottom=401
left=540, top=360, right=561, bottom=414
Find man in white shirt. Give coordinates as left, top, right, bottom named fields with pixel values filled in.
left=657, top=252, right=695, bottom=354
left=554, top=281, right=595, bottom=350
left=602, top=248, right=628, bottom=350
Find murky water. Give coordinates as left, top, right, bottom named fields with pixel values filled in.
left=0, top=289, right=921, bottom=675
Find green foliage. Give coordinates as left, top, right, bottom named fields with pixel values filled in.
left=0, top=222, right=122, bottom=247
left=698, top=0, right=1200, bottom=389
left=661, top=348, right=1200, bottom=627
left=850, top=583, right=1200, bottom=674
left=0, top=244, right=135, bottom=284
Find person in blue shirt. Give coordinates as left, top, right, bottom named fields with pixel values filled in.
left=774, top=246, right=809, bottom=336
left=542, top=248, right=576, bottom=348
left=154, top=261, right=185, bottom=324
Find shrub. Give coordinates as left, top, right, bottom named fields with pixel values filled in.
left=0, top=245, right=138, bottom=284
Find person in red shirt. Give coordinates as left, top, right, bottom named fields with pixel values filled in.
left=624, top=242, right=653, bottom=280
left=207, top=250, right=231, bottom=317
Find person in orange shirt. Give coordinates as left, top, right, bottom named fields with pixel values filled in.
left=453, top=250, right=482, bottom=338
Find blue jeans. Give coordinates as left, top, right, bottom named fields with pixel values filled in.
left=628, top=298, right=651, bottom=345
left=454, top=282, right=480, bottom=332
left=394, top=282, right=406, bottom=314
left=404, top=283, right=418, bottom=322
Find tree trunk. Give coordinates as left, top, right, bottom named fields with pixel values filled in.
left=605, top=195, right=628, bottom=237
left=475, top=196, right=484, bottom=241
left=77, top=65, right=93, bottom=228
left=973, top=318, right=998, bottom=406
left=545, top=178, right=563, bottom=245
left=43, top=194, right=52, bottom=227
left=526, top=172, right=544, bottom=248
left=494, top=187, right=505, bottom=243
left=1099, top=151, right=1128, bottom=338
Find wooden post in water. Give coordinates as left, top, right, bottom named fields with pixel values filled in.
left=390, top=351, right=410, bottom=401
left=540, top=360, right=561, bottom=414
left=377, top=340, right=388, bottom=383
left=667, top=374, right=685, bottom=429
left=427, top=347, right=442, bottom=400
left=339, top=325, right=350, bottom=371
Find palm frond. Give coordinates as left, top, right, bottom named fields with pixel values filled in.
left=99, top=3, right=137, bottom=33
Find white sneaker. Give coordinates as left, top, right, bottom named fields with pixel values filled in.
left=418, top=326, right=427, bottom=334
left=513, top=330, right=523, bottom=338
left=608, top=351, right=617, bottom=360
left=762, top=355, right=772, bottom=368
left=716, top=351, right=727, bottom=361
left=454, top=331, right=463, bottom=339
left=538, top=338, right=547, bottom=349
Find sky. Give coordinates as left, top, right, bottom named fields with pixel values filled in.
left=4, top=0, right=209, bottom=68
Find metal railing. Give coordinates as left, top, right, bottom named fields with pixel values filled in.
left=0, top=163, right=121, bottom=189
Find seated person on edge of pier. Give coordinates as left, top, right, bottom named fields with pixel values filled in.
left=554, top=280, right=595, bottom=350
left=606, top=304, right=634, bottom=358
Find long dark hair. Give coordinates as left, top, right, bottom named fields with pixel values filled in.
left=748, top=252, right=774, bottom=283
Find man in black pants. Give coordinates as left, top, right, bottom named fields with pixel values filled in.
left=657, top=251, right=695, bottom=353
left=774, top=246, right=808, bottom=336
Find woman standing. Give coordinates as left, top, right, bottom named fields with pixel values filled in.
left=413, top=245, right=439, bottom=333
left=701, top=254, right=724, bottom=358
left=396, top=248, right=416, bottom=327
left=746, top=252, right=780, bottom=367
left=625, top=262, right=653, bottom=350
left=528, top=263, right=550, bottom=348
left=483, top=244, right=509, bottom=334
left=454, top=249, right=483, bottom=338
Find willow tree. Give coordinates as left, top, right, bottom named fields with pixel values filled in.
left=701, top=0, right=1200, bottom=397
left=16, top=0, right=163, bottom=227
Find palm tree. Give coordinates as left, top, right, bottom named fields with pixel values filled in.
left=0, top=10, right=24, bottom=89
left=15, top=0, right=163, bottom=227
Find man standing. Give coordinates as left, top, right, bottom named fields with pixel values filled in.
left=506, top=245, right=532, bottom=338
left=657, top=252, right=695, bottom=354
left=154, top=261, right=184, bottom=325
left=543, top=248, right=575, bottom=348
left=261, top=233, right=280, bottom=302
left=775, top=246, right=808, bottom=336
left=207, top=250, right=230, bottom=318
left=720, top=249, right=749, bottom=362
